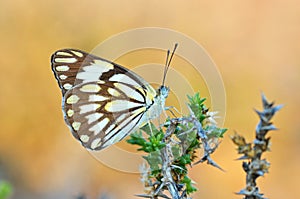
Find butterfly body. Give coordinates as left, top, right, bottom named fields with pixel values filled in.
left=51, top=49, right=169, bottom=150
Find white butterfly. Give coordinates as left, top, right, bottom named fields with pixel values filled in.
left=51, top=45, right=177, bottom=150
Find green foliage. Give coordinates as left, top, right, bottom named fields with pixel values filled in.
left=128, top=92, right=226, bottom=198
left=127, top=123, right=166, bottom=153
left=187, top=93, right=207, bottom=123
left=204, top=125, right=227, bottom=138
left=0, top=181, right=12, bottom=199
left=188, top=93, right=227, bottom=138
left=143, top=150, right=162, bottom=174
left=181, top=176, right=197, bottom=194
left=127, top=123, right=166, bottom=174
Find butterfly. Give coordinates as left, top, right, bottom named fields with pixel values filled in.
left=51, top=44, right=177, bottom=150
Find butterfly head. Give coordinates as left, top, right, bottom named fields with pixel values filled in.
left=158, top=85, right=169, bottom=99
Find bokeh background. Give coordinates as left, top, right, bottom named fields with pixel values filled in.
left=0, top=0, right=299, bottom=198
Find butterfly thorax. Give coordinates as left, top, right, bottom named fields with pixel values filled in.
left=145, top=85, right=169, bottom=119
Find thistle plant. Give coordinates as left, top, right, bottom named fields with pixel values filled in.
left=127, top=93, right=227, bottom=199
left=231, top=93, right=282, bottom=199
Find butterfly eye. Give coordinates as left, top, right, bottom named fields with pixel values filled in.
left=158, top=86, right=169, bottom=98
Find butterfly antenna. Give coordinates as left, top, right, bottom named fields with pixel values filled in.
left=162, top=43, right=178, bottom=86
left=162, top=50, right=170, bottom=86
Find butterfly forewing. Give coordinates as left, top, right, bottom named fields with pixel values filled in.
left=51, top=49, right=93, bottom=94
left=51, top=49, right=162, bottom=150
left=51, top=49, right=149, bottom=93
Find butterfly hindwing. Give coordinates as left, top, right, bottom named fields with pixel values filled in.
left=63, top=80, right=150, bottom=150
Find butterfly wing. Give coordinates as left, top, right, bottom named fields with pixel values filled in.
left=63, top=80, right=150, bottom=150
left=51, top=49, right=158, bottom=150
left=51, top=49, right=155, bottom=95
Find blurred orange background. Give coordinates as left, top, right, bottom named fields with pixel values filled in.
left=0, top=1, right=299, bottom=199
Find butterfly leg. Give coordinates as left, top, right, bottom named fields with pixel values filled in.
left=165, top=106, right=182, bottom=117
left=147, top=120, right=154, bottom=136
